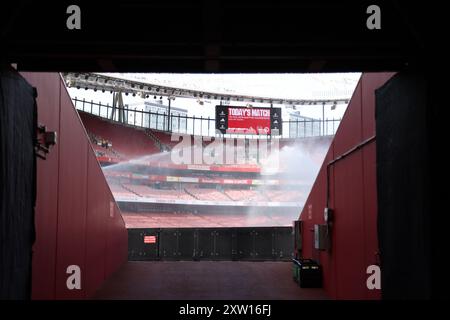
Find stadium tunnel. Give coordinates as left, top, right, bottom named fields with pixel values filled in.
left=0, top=1, right=447, bottom=300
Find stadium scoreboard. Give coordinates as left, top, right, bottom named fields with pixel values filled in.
left=215, top=105, right=282, bottom=135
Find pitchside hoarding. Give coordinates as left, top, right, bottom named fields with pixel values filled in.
left=215, top=105, right=282, bottom=135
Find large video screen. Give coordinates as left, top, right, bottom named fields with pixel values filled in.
left=215, top=106, right=282, bottom=135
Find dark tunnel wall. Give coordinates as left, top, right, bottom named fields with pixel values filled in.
left=299, top=73, right=394, bottom=299
left=21, top=72, right=128, bottom=299
left=0, top=69, right=36, bottom=299
left=375, top=74, right=433, bottom=299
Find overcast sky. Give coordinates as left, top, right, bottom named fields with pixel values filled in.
left=67, top=73, right=361, bottom=120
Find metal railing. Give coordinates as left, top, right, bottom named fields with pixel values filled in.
left=73, top=97, right=341, bottom=139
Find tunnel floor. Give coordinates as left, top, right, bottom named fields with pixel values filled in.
left=93, top=261, right=328, bottom=300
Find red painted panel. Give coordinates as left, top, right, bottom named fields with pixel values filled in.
left=55, top=85, right=89, bottom=299
left=333, top=81, right=362, bottom=155
left=105, top=202, right=116, bottom=279
left=321, top=142, right=337, bottom=298
left=333, top=151, right=366, bottom=299
left=362, top=142, right=380, bottom=299
left=299, top=145, right=336, bottom=297
left=361, top=73, right=395, bottom=140
left=106, top=204, right=124, bottom=278
left=22, top=73, right=128, bottom=299
left=298, top=73, right=394, bottom=299
left=84, top=152, right=108, bottom=297
left=22, top=73, right=61, bottom=299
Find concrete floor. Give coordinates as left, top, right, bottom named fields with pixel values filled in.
left=93, top=261, right=328, bottom=300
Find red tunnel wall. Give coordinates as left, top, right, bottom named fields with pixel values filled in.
left=21, top=73, right=128, bottom=299
left=299, top=73, right=394, bottom=299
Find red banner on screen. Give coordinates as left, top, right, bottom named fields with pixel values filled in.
left=227, top=107, right=271, bottom=134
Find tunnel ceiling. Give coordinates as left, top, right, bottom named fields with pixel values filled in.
left=0, top=0, right=443, bottom=73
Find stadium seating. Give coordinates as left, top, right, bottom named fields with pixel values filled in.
left=121, top=211, right=298, bottom=228
left=88, top=132, right=123, bottom=160
left=224, top=189, right=267, bottom=201
left=149, top=129, right=180, bottom=149
left=264, top=190, right=305, bottom=202
left=184, top=187, right=230, bottom=201
left=80, top=111, right=161, bottom=158
left=108, top=184, right=139, bottom=199
left=110, top=182, right=305, bottom=204
left=77, top=107, right=324, bottom=231
left=123, top=184, right=194, bottom=200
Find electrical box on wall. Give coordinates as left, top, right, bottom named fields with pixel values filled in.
left=314, top=224, right=328, bottom=250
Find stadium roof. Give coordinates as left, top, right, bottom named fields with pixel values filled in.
left=64, top=72, right=353, bottom=106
